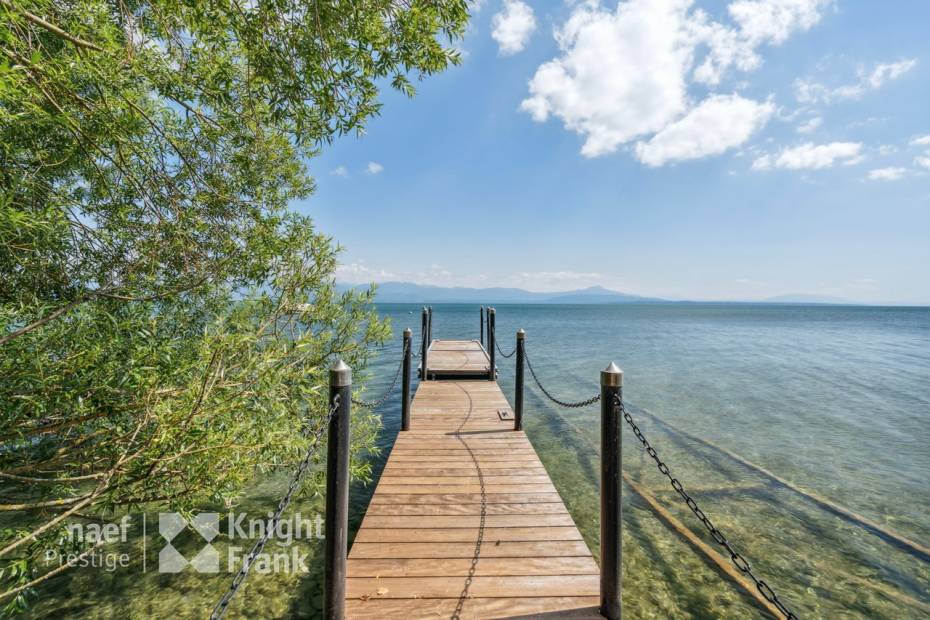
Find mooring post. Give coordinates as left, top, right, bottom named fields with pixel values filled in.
left=401, top=328, right=412, bottom=431
left=324, top=360, right=351, bottom=620
left=515, top=329, right=525, bottom=431
left=487, top=307, right=496, bottom=380
left=420, top=307, right=428, bottom=380
left=480, top=306, right=485, bottom=346
left=427, top=306, right=433, bottom=345
left=600, top=362, right=623, bottom=620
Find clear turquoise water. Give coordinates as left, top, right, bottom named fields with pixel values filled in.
left=28, top=303, right=930, bottom=618
left=370, top=303, right=930, bottom=619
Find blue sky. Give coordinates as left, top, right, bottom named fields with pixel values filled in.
left=296, top=0, right=930, bottom=304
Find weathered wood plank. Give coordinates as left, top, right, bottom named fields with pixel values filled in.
left=388, top=453, right=541, bottom=466
left=349, top=540, right=594, bottom=559
left=365, top=502, right=569, bottom=516
left=373, top=484, right=559, bottom=495
left=382, top=467, right=548, bottom=476
left=367, top=492, right=566, bottom=505
left=375, top=475, right=553, bottom=485
left=347, top=556, right=598, bottom=577
left=353, top=526, right=583, bottom=543
left=347, top=574, right=600, bottom=599
left=345, top=351, right=598, bottom=618
left=358, top=514, right=577, bottom=529
left=345, top=597, right=601, bottom=619
left=424, top=340, right=490, bottom=377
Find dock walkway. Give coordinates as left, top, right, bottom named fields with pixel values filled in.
left=423, top=339, right=491, bottom=380
left=346, top=348, right=601, bottom=618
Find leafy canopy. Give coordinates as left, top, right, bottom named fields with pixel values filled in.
left=0, top=0, right=467, bottom=611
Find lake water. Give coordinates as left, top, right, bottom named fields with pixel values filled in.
left=28, top=303, right=930, bottom=618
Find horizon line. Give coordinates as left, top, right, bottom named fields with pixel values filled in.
left=337, top=280, right=930, bottom=307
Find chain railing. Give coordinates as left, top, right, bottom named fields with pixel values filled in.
left=523, top=347, right=600, bottom=408
left=617, top=395, right=798, bottom=619
left=490, top=324, right=516, bottom=358
left=351, top=339, right=409, bottom=410
left=210, top=308, right=800, bottom=619
left=210, top=394, right=342, bottom=620
left=510, top=323, right=798, bottom=618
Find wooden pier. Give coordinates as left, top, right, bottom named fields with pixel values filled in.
left=422, top=339, right=491, bottom=380
left=222, top=306, right=888, bottom=619
left=345, top=354, right=602, bottom=618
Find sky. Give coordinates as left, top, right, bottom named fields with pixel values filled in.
left=295, top=0, right=930, bottom=305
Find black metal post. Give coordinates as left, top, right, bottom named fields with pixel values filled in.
left=420, top=307, right=428, bottom=381
left=480, top=306, right=485, bottom=346
left=515, top=329, right=525, bottom=431
left=488, top=307, right=496, bottom=380
left=324, top=360, right=351, bottom=620
left=427, top=306, right=433, bottom=345
left=401, top=328, right=412, bottom=431
left=600, top=362, right=623, bottom=620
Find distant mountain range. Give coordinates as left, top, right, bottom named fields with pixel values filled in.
left=338, top=282, right=661, bottom=304
left=337, top=281, right=865, bottom=305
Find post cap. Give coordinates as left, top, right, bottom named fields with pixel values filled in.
left=488, top=307, right=496, bottom=314
left=403, top=327, right=412, bottom=337
left=600, top=362, right=623, bottom=387
left=330, top=359, right=352, bottom=387
left=516, top=329, right=525, bottom=340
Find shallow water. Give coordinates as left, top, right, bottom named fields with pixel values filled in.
left=28, top=303, right=930, bottom=618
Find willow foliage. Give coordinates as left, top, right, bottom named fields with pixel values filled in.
left=0, top=0, right=468, bottom=610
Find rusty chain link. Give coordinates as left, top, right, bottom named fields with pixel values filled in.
left=617, top=395, right=799, bottom=619
left=523, top=347, right=600, bottom=408
left=351, top=338, right=409, bottom=410
left=490, top=324, right=516, bottom=358
left=210, top=393, right=342, bottom=620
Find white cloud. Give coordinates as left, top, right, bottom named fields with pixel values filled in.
left=520, top=0, right=699, bottom=158
left=366, top=162, right=384, bottom=174
left=915, top=152, right=930, bottom=171
left=491, top=0, right=537, bottom=55
left=867, top=167, right=907, bottom=181
left=795, top=58, right=917, bottom=104
left=796, top=116, right=822, bottom=134
left=910, top=135, right=930, bottom=147
left=520, top=0, right=828, bottom=161
left=635, top=94, right=774, bottom=166
left=506, top=271, right=606, bottom=292
left=866, top=59, right=917, bottom=88
left=752, top=142, right=862, bottom=170
left=728, top=0, right=832, bottom=44
left=336, top=261, right=398, bottom=283
left=330, top=165, right=349, bottom=178
left=693, top=0, right=832, bottom=84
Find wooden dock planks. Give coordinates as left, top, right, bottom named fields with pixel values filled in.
left=424, top=340, right=491, bottom=378
left=346, top=375, right=601, bottom=619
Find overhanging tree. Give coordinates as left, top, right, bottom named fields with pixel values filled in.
left=0, top=0, right=468, bottom=610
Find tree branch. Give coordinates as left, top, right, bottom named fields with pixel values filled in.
left=0, top=0, right=103, bottom=52
left=0, top=538, right=106, bottom=602
left=0, top=297, right=86, bottom=347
